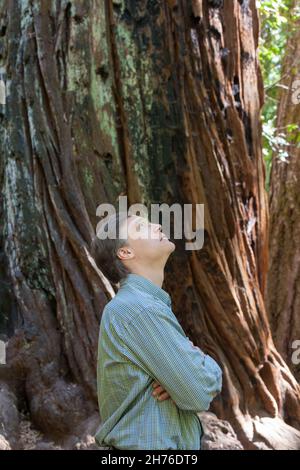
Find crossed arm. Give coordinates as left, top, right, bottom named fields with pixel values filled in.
left=152, top=338, right=203, bottom=403
left=120, top=305, right=223, bottom=412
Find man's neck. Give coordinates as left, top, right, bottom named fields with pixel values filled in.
left=131, top=268, right=165, bottom=288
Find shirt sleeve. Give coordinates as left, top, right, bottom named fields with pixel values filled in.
left=119, top=304, right=223, bottom=413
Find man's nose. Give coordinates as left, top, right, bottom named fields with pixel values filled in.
left=151, top=223, right=162, bottom=238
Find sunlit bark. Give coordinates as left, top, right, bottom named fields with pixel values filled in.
left=266, top=1, right=300, bottom=383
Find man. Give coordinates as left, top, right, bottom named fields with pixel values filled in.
left=91, top=211, right=222, bottom=450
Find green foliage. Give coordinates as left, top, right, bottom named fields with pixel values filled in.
left=258, top=0, right=297, bottom=191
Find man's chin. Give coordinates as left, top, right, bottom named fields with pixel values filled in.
left=166, top=240, right=176, bottom=252
left=159, top=238, right=176, bottom=254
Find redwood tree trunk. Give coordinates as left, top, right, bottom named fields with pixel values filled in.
left=266, top=1, right=300, bottom=383
left=0, top=0, right=299, bottom=450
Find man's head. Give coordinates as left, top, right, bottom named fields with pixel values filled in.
left=90, top=212, right=175, bottom=285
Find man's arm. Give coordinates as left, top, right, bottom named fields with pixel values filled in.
left=120, top=304, right=222, bottom=412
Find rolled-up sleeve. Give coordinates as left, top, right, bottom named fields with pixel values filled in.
left=120, top=304, right=222, bottom=412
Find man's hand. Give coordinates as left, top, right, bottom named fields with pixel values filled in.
left=151, top=380, right=176, bottom=404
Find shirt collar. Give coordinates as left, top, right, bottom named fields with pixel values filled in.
left=119, top=273, right=172, bottom=307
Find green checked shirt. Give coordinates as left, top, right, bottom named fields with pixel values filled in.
left=94, top=273, right=222, bottom=450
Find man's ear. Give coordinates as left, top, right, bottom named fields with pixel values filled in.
left=117, top=246, right=134, bottom=261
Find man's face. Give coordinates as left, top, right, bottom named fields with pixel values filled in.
left=120, top=215, right=175, bottom=264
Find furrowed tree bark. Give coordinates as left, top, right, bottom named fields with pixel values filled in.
left=0, top=0, right=299, bottom=450
left=266, top=2, right=300, bottom=383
